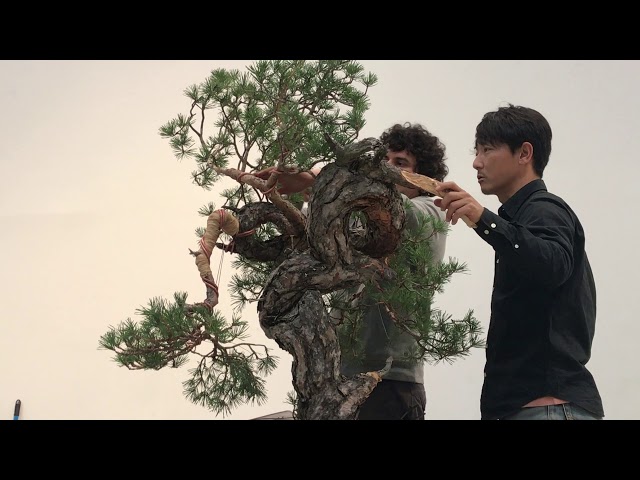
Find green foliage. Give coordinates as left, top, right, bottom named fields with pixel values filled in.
left=98, top=291, right=278, bottom=417
left=227, top=254, right=276, bottom=311
left=285, top=390, right=298, bottom=419
left=158, top=60, right=377, bottom=207
left=102, top=60, right=377, bottom=417
left=337, top=206, right=485, bottom=365
left=101, top=60, right=483, bottom=418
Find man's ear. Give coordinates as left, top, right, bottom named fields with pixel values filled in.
left=519, top=142, right=534, bottom=165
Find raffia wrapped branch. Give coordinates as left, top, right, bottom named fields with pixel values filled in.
left=214, top=166, right=306, bottom=237
left=189, top=209, right=240, bottom=309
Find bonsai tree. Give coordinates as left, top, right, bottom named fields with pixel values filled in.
left=99, top=60, right=484, bottom=420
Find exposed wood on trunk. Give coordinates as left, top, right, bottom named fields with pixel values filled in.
left=224, top=137, right=411, bottom=419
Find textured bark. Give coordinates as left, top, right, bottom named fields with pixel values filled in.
left=216, top=202, right=308, bottom=264
left=232, top=137, right=408, bottom=419
left=264, top=291, right=380, bottom=420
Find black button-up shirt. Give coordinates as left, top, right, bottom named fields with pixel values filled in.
left=475, top=179, right=604, bottom=419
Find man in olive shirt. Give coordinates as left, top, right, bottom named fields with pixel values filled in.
left=256, top=122, right=449, bottom=419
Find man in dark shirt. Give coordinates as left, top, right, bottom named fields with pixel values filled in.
left=434, top=104, right=604, bottom=420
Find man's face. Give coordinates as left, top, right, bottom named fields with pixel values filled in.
left=387, top=149, right=420, bottom=198
left=473, top=142, right=521, bottom=201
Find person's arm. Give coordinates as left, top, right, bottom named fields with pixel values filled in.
left=404, top=194, right=448, bottom=263
left=403, top=194, right=444, bottom=231
left=434, top=181, right=484, bottom=226
left=474, top=198, right=575, bottom=288
left=253, top=166, right=321, bottom=195
left=437, top=181, right=575, bottom=288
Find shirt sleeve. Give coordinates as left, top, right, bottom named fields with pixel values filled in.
left=402, top=194, right=446, bottom=230
left=475, top=196, right=576, bottom=288
left=401, top=194, right=448, bottom=264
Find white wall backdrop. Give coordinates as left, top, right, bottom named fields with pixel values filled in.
left=1, top=60, right=637, bottom=419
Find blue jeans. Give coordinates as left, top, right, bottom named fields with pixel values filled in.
left=500, top=403, right=602, bottom=420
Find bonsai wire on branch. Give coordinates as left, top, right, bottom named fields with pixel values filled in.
left=98, top=60, right=484, bottom=419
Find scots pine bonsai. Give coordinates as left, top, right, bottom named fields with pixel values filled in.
left=99, top=60, right=483, bottom=420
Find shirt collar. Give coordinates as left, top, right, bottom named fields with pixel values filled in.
left=499, top=179, right=547, bottom=220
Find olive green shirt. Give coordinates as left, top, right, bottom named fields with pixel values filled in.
left=340, top=194, right=447, bottom=383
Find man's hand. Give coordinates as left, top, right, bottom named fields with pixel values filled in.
left=435, top=181, right=484, bottom=226
left=253, top=166, right=317, bottom=195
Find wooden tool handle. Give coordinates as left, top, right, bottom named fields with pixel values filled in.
left=400, top=171, right=477, bottom=229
